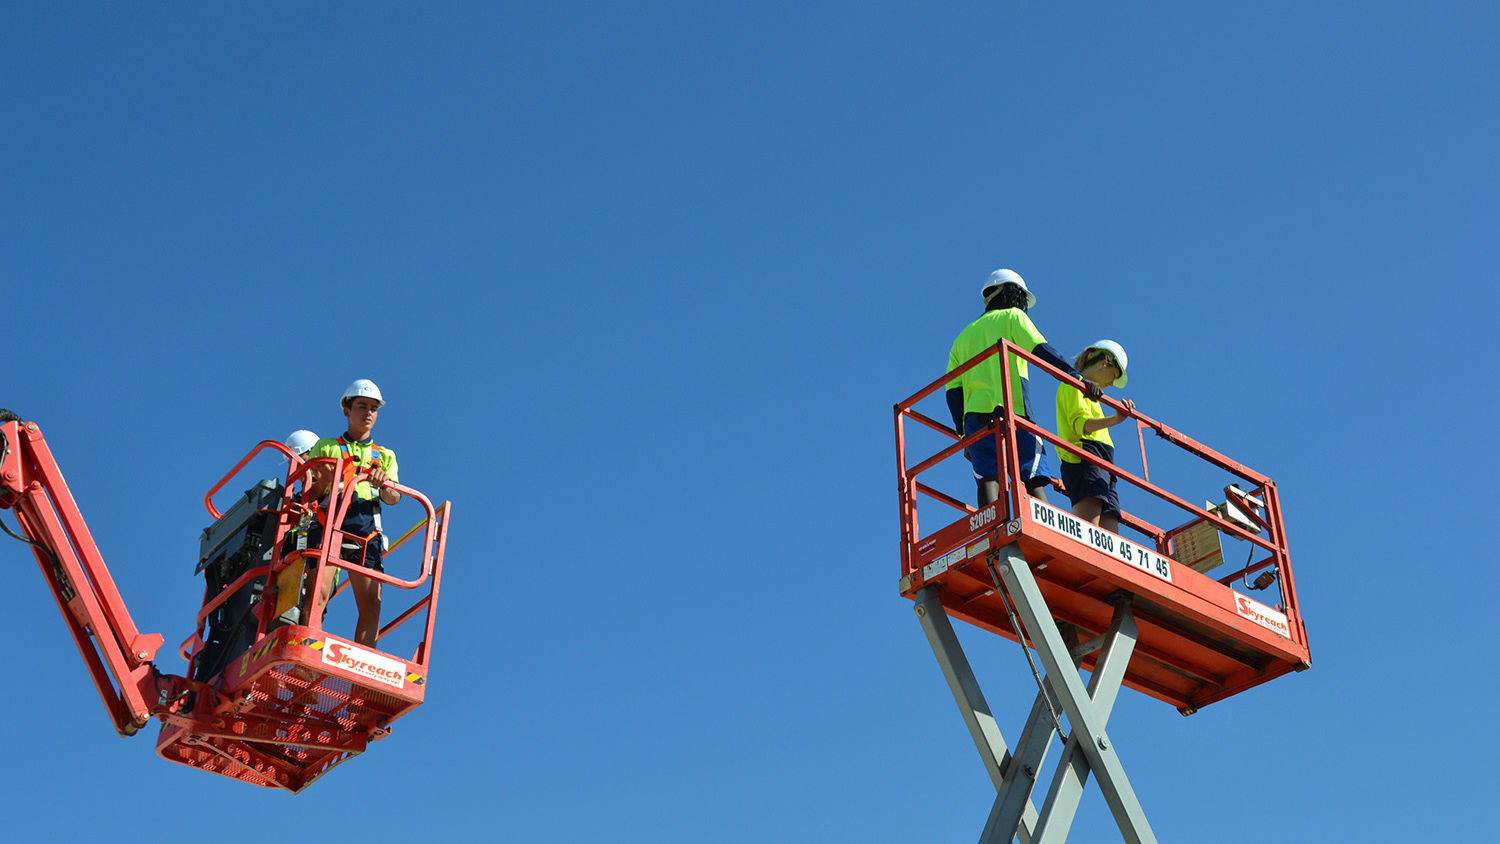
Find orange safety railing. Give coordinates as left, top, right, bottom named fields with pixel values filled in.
left=184, top=441, right=449, bottom=667
left=894, top=340, right=1306, bottom=648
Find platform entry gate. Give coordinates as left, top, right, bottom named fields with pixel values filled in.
left=895, top=342, right=1311, bottom=843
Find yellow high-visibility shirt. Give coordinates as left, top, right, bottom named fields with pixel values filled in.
left=946, top=308, right=1047, bottom=415
left=308, top=437, right=399, bottom=503
left=1055, top=381, right=1113, bottom=464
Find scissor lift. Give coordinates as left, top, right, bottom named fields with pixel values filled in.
left=0, top=416, right=450, bottom=793
left=895, top=343, right=1311, bottom=842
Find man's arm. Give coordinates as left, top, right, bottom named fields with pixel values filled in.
left=946, top=387, right=965, bottom=435
left=1081, top=399, right=1136, bottom=434
left=1031, top=342, right=1077, bottom=379
left=306, top=444, right=335, bottom=497
left=1031, top=342, right=1103, bottom=400
left=368, top=467, right=401, bottom=505
left=372, top=451, right=401, bottom=505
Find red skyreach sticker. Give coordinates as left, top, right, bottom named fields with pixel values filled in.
left=322, top=640, right=407, bottom=689
left=1234, top=595, right=1290, bottom=637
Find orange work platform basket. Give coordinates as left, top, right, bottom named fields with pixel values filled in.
left=157, top=626, right=429, bottom=792
left=0, top=421, right=449, bottom=794
left=896, top=341, right=1310, bottom=714
left=162, top=440, right=451, bottom=792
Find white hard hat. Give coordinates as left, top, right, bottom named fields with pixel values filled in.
left=340, top=379, right=385, bottom=409
left=981, top=268, right=1037, bottom=309
left=1084, top=340, right=1129, bottom=387
left=284, top=429, right=319, bottom=456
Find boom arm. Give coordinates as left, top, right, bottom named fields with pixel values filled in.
left=0, top=415, right=185, bottom=736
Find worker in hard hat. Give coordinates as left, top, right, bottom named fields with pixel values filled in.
left=282, top=428, right=320, bottom=538
left=264, top=429, right=321, bottom=630
left=282, top=428, right=320, bottom=539
left=947, top=269, right=1102, bottom=506
left=1056, top=341, right=1134, bottom=532
left=282, top=429, right=320, bottom=493
left=305, top=379, right=400, bottom=647
left=284, top=429, right=319, bottom=460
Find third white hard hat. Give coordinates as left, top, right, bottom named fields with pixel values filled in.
left=981, top=268, right=1037, bottom=309
left=284, top=429, right=320, bottom=456
left=1084, top=340, right=1129, bottom=388
left=341, top=379, right=385, bottom=409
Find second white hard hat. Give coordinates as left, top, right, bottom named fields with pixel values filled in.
left=1084, top=340, right=1129, bottom=388
left=981, top=268, right=1037, bottom=309
left=284, top=429, right=320, bottom=457
left=341, top=379, right=385, bottom=409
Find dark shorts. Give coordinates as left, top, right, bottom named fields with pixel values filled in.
left=1060, top=441, right=1119, bottom=518
left=964, top=410, right=1051, bottom=486
left=305, top=522, right=384, bottom=573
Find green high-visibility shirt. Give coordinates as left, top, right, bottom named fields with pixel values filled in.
left=947, top=308, right=1047, bottom=415
left=308, top=436, right=399, bottom=503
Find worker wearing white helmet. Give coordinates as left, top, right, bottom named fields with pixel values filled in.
left=947, top=268, right=1103, bottom=506
left=305, top=379, right=400, bottom=647
left=281, top=428, right=320, bottom=501
left=340, top=378, right=385, bottom=409
left=284, top=429, right=319, bottom=459
left=1056, top=341, right=1135, bottom=533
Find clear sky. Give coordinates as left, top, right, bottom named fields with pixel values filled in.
left=2, top=3, right=1496, bottom=842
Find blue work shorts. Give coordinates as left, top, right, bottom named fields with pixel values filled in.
left=1059, top=441, right=1120, bottom=518
left=964, top=410, right=1051, bottom=486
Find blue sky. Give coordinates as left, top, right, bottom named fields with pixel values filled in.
left=2, top=3, right=1496, bottom=841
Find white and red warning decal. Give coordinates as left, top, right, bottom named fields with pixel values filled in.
left=1028, top=499, right=1172, bottom=583
left=1233, top=594, right=1291, bottom=637
left=922, top=535, right=994, bottom=581
left=321, top=639, right=407, bottom=689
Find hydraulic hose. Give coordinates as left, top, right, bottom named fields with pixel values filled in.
left=0, top=422, right=78, bottom=601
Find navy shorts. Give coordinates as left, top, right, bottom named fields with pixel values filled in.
left=305, top=523, right=384, bottom=573
left=1060, top=441, right=1119, bottom=518
left=964, top=410, right=1051, bottom=486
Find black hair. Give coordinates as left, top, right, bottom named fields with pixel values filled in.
left=985, top=283, right=1030, bottom=312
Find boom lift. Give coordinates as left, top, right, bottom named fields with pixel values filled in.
left=0, top=412, right=450, bottom=793
left=895, top=343, right=1311, bottom=842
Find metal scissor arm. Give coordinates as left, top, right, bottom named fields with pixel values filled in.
left=915, top=545, right=1159, bottom=843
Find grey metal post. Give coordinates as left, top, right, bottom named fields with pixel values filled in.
left=1033, top=601, right=1139, bottom=843
left=992, top=545, right=1157, bottom=843
left=913, top=586, right=1041, bottom=842
left=982, top=626, right=1083, bottom=843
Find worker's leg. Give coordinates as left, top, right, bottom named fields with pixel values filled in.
left=298, top=522, right=339, bottom=628
left=977, top=476, right=1001, bottom=506
left=349, top=539, right=384, bottom=646
left=1099, top=475, right=1121, bottom=533
left=1072, top=496, right=1104, bottom=525
left=318, top=566, right=339, bottom=618
left=303, top=534, right=343, bottom=628
left=349, top=572, right=382, bottom=647
left=1017, top=422, right=1052, bottom=504
left=1062, top=451, right=1120, bottom=532
left=968, top=411, right=1054, bottom=506
left=964, top=412, right=1002, bottom=507
left=1025, top=479, right=1051, bottom=503
left=979, top=476, right=1051, bottom=505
